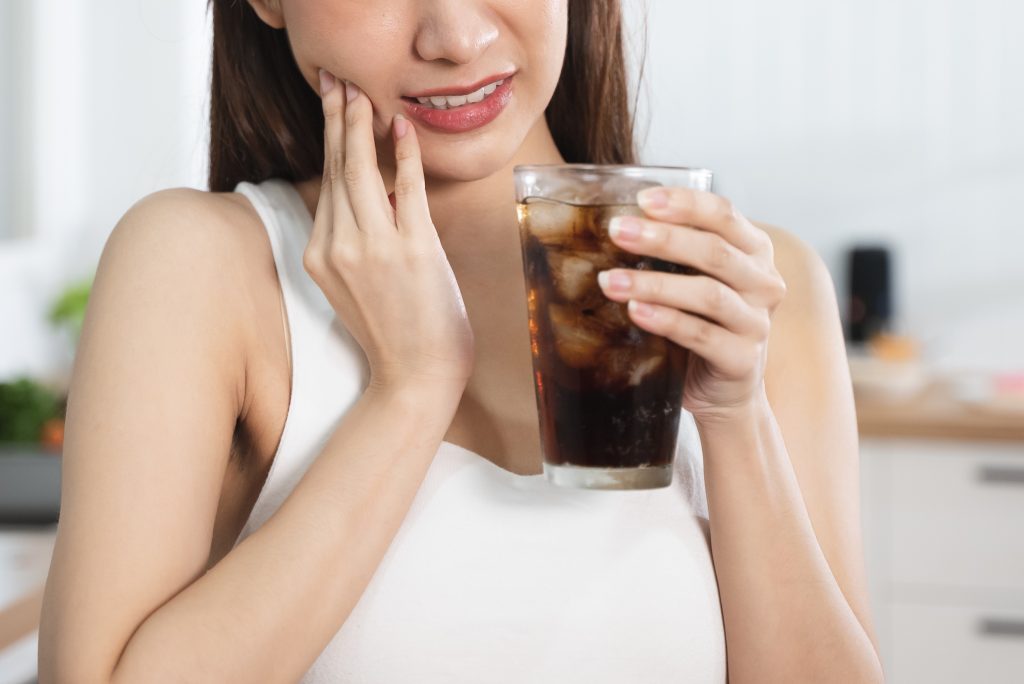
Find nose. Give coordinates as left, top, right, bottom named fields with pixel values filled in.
left=413, top=0, right=499, bottom=65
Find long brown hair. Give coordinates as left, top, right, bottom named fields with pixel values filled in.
left=206, top=0, right=639, bottom=193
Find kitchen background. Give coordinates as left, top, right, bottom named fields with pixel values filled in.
left=2, top=0, right=1022, bottom=682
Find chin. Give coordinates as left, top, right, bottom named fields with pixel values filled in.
left=419, top=151, right=511, bottom=183
left=416, top=138, right=521, bottom=183
left=414, top=112, right=536, bottom=183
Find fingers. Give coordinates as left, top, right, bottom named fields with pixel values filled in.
left=391, top=115, right=432, bottom=237
left=607, top=216, right=773, bottom=294
left=598, top=270, right=768, bottom=338
left=342, top=82, right=394, bottom=233
left=318, top=68, right=357, bottom=238
left=625, top=301, right=758, bottom=379
left=636, top=187, right=770, bottom=255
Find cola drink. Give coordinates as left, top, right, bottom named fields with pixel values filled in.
left=517, top=196, right=699, bottom=489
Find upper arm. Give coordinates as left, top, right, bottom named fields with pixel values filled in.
left=39, top=189, right=248, bottom=682
left=758, top=223, right=881, bottom=655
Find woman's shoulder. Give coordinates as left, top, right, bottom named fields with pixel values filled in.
left=752, top=220, right=835, bottom=311
left=114, top=185, right=266, bottom=254
left=752, top=219, right=847, bottom=381
left=753, top=221, right=828, bottom=282
left=102, top=184, right=283, bottom=379
left=109, top=186, right=278, bottom=292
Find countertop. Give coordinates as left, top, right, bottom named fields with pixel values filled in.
left=855, top=378, right=1024, bottom=443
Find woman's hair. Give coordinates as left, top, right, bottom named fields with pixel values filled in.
left=206, top=0, right=639, bottom=192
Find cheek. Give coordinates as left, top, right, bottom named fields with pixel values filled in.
left=283, top=3, right=402, bottom=97
left=518, top=0, right=569, bottom=109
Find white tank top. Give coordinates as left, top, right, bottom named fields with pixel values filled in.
left=231, top=177, right=727, bottom=683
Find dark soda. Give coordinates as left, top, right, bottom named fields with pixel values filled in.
left=517, top=197, right=695, bottom=472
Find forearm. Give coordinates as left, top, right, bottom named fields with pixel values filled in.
left=110, top=380, right=464, bottom=684
left=698, top=391, right=883, bottom=684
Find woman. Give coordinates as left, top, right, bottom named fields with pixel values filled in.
left=39, top=0, right=883, bottom=681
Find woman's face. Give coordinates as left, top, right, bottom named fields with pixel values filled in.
left=252, top=0, right=568, bottom=182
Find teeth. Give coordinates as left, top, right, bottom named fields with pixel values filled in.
left=413, top=79, right=505, bottom=110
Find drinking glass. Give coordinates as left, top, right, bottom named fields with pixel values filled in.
left=514, top=164, right=714, bottom=489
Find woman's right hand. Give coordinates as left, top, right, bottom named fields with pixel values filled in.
left=304, top=69, right=476, bottom=390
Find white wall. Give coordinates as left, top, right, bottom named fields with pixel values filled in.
left=628, top=0, right=1024, bottom=364
left=1, top=0, right=212, bottom=383
left=3, top=0, right=1023, bottom=383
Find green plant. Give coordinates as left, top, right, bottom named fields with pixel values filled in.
left=48, top=274, right=94, bottom=344
left=0, top=377, right=64, bottom=444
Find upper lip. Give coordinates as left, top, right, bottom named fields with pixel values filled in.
left=403, top=70, right=516, bottom=99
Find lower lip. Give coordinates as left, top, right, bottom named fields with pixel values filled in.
left=402, top=77, right=514, bottom=134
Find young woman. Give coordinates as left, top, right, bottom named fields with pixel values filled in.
left=39, top=1, right=883, bottom=682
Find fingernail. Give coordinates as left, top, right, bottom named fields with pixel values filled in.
left=608, top=216, right=642, bottom=241
left=393, top=114, right=409, bottom=139
left=598, top=270, right=632, bottom=292
left=638, top=188, right=669, bottom=210
left=318, top=68, right=334, bottom=96
left=628, top=300, right=655, bottom=318
left=345, top=81, right=359, bottom=102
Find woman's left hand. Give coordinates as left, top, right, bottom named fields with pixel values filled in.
left=596, top=187, right=788, bottom=424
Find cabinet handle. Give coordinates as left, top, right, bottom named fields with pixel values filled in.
left=977, top=465, right=1024, bottom=486
left=978, top=618, right=1024, bottom=638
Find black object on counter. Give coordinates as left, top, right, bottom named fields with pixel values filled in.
left=846, top=245, right=893, bottom=343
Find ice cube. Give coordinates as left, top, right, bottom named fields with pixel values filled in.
left=576, top=249, right=617, bottom=271
left=591, top=301, right=632, bottom=333
left=594, top=348, right=667, bottom=390
left=522, top=198, right=579, bottom=246
left=628, top=354, right=666, bottom=386
left=548, top=303, right=606, bottom=368
left=547, top=252, right=595, bottom=301
left=595, top=345, right=636, bottom=389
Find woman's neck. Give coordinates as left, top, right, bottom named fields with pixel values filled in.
left=422, top=118, right=564, bottom=278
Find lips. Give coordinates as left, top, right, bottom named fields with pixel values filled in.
left=401, top=73, right=516, bottom=134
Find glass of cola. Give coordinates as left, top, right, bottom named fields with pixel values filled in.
left=514, top=164, right=714, bottom=490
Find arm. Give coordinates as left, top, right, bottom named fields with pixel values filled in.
left=38, top=191, right=465, bottom=683
left=597, top=189, right=883, bottom=683
left=699, top=226, right=881, bottom=682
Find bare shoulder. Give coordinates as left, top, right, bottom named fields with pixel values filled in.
left=98, top=186, right=280, bottom=408
left=110, top=187, right=294, bottom=463
left=110, top=186, right=264, bottom=261
left=107, top=185, right=274, bottom=328
left=752, top=220, right=841, bottom=329
left=96, top=187, right=261, bottom=402
left=753, top=221, right=833, bottom=300
left=752, top=219, right=848, bottom=395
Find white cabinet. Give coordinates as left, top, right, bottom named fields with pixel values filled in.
left=860, top=440, right=1024, bottom=683
left=889, top=602, right=1024, bottom=683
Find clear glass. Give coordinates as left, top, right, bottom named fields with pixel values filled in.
left=514, top=164, right=714, bottom=490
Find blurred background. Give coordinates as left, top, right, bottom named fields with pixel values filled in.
left=2, top=0, right=1022, bottom=682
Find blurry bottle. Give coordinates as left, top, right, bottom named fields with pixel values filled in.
left=846, top=245, right=893, bottom=343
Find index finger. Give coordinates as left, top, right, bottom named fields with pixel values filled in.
left=636, top=187, right=769, bottom=254
left=319, top=68, right=358, bottom=236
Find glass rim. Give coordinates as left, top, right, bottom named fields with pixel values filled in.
left=513, top=163, right=714, bottom=178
